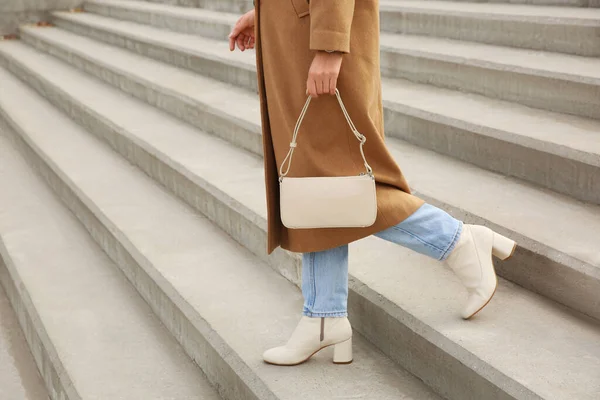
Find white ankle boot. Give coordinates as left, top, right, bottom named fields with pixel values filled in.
left=446, top=225, right=516, bottom=320
left=263, top=316, right=353, bottom=366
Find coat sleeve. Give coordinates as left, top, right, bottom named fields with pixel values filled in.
left=309, top=0, right=355, bottom=54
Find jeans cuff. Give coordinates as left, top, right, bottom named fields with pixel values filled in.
left=440, top=221, right=463, bottom=261
left=303, top=310, right=348, bottom=318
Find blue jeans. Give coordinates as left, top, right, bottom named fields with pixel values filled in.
left=302, top=204, right=463, bottom=318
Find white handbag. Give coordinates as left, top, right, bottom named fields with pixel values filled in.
left=279, top=89, right=377, bottom=229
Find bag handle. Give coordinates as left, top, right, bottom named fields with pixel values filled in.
left=279, top=89, right=374, bottom=181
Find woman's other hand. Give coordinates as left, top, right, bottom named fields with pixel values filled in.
left=229, top=10, right=256, bottom=52
left=307, top=51, right=343, bottom=98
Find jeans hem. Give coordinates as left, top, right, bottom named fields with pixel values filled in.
left=440, top=221, right=463, bottom=261
left=303, top=310, right=348, bottom=318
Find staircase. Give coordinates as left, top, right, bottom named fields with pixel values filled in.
left=0, top=0, right=599, bottom=399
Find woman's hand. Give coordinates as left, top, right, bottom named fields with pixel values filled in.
left=229, top=10, right=256, bottom=52
left=307, top=51, right=343, bottom=98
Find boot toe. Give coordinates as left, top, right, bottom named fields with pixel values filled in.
left=263, top=346, right=307, bottom=366
left=262, top=346, right=284, bottom=364
left=462, top=286, right=497, bottom=320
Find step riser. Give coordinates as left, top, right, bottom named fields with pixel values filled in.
left=392, top=0, right=599, bottom=6
left=380, top=12, right=600, bottom=57
left=0, top=78, right=524, bottom=400
left=53, top=15, right=259, bottom=92
left=0, top=257, right=74, bottom=400
left=84, top=2, right=233, bottom=41
left=0, top=104, right=274, bottom=400
left=23, top=27, right=600, bottom=206
left=384, top=107, right=600, bottom=205
left=381, top=51, right=600, bottom=121
left=16, top=31, right=600, bottom=322
left=196, top=0, right=253, bottom=13
left=143, top=0, right=253, bottom=13
left=1, top=11, right=48, bottom=36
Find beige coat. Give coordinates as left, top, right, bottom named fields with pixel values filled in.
left=255, top=0, right=424, bottom=254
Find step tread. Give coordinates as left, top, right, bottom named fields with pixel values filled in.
left=15, top=25, right=600, bottom=270
left=86, top=0, right=239, bottom=22
left=0, top=91, right=220, bottom=399
left=0, top=284, right=48, bottom=400
left=2, top=39, right=599, bottom=400
left=379, top=32, right=600, bottom=84
left=0, top=54, right=443, bottom=400
left=380, top=0, right=600, bottom=22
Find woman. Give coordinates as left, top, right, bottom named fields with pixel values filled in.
left=229, top=0, right=516, bottom=366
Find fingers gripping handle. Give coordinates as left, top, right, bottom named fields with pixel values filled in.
left=279, top=89, right=374, bottom=181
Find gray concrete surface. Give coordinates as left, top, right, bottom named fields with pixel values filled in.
left=1, top=11, right=47, bottom=36
left=0, top=66, right=443, bottom=400
left=379, top=0, right=600, bottom=56
left=0, top=0, right=80, bottom=34
left=379, top=33, right=600, bottom=120
left=85, top=0, right=237, bottom=40
left=52, top=10, right=259, bottom=91
left=142, top=0, right=252, bottom=13
left=2, top=38, right=599, bottom=400
left=0, top=284, right=48, bottom=400
left=12, top=23, right=600, bottom=323
left=0, top=124, right=222, bottom=400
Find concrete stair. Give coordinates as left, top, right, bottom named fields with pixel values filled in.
left=0, top=64, right=442, bottom=400
left=379, top=0, right=600, bottom=56
left=0, top=284, right=48, bottom=400
left=85, top=0, right=237, bottom=39
left=0, top=0, right=599, bottom=399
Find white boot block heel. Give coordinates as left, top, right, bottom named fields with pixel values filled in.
left=492, top=233, right=517, bottom=260
left=333, top=338, right=353, bottom=364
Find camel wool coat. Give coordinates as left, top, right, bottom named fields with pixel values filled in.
left=255, top=0, right=424, bottom=255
